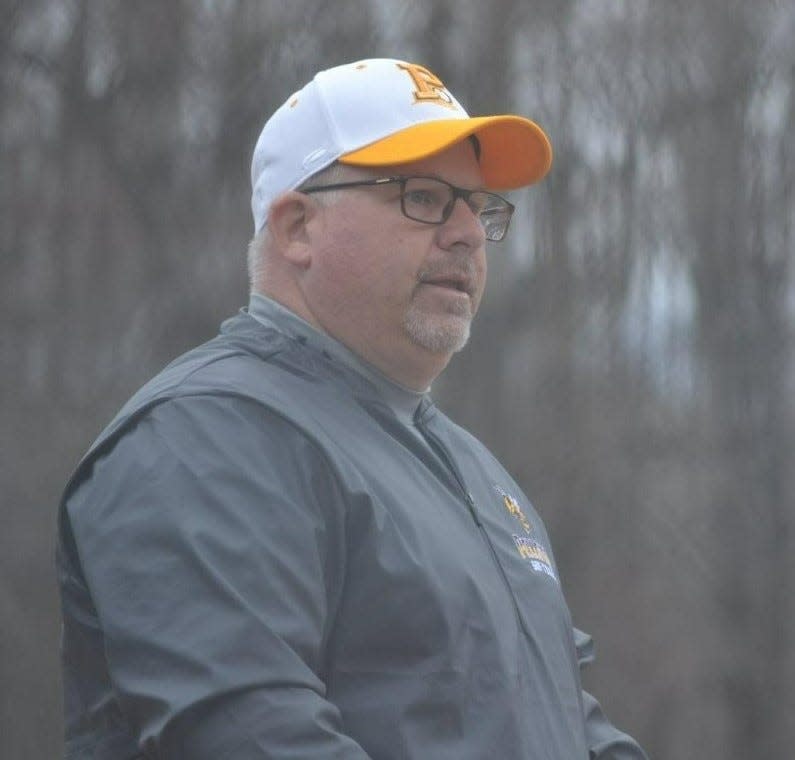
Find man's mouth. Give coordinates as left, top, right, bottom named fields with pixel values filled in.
left=419, top=273, right=473, bottom=296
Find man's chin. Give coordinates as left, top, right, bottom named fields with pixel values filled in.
left=403, top=314, right=472, bottom=354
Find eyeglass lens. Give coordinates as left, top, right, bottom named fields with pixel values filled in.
left=400, top=178, right=511, bottom=241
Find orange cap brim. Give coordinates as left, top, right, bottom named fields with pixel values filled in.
left=339, top=115, right=552, bottom=189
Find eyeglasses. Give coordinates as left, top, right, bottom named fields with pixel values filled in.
left=301, top=175, right=515, bottom=242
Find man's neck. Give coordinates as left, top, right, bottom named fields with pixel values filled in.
left=252, top=289, right=445, bottom=392
left=248, top=293, right=432, bottom=415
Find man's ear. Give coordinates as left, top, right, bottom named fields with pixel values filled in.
left=267, top=191, right=318, bottom=269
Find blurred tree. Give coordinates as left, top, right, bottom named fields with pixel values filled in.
left=671, top=3, right=794, bottom=755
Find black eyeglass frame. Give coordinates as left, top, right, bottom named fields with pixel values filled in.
left=301, top=175, right=515, bottom=242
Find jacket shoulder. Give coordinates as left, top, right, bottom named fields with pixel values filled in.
left=59, top=312, right=330, bottom=509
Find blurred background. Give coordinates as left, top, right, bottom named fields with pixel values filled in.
left=2, top=0, right=793, bottom=757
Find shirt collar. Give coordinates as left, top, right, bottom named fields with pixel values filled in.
left=247, top=293, right=427, bottom=424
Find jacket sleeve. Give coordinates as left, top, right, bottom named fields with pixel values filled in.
left=64, top=394, right=372, bottom=759
left=574, top=628, right=650, bottom=760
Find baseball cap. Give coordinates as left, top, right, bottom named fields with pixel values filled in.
left=250, top=58, right=552, bottom=232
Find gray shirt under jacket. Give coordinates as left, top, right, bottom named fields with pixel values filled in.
left=57, top=305, right=648, bottom=759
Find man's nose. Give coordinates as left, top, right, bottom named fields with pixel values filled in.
left=437, top=198, right=486, bottom=250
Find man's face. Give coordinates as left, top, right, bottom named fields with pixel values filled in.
left=300, top=139, right=488, bottom=385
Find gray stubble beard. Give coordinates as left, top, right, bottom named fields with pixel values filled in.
left=402, top=297, right=473, bottom=354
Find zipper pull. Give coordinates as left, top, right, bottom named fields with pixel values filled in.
left=465, top=492, right=483, bottom=527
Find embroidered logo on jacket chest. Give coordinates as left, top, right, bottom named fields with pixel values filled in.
left=497, top=487, right=532, bottom=534
left=494, top=485, right=558, bottom=582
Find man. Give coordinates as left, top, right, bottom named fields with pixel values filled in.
left=58, top=59, right=648, bottom=759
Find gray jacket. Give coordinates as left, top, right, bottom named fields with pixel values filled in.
left=58, top=310, right=647, bottom=759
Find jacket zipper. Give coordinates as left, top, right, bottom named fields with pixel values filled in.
left=416, top=418, right=532, bottom=640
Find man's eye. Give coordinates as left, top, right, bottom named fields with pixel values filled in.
left=405, top=189, right=443, bottom=206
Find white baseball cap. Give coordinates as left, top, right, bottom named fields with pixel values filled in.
left=250, top=58, right=552, bottom=232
